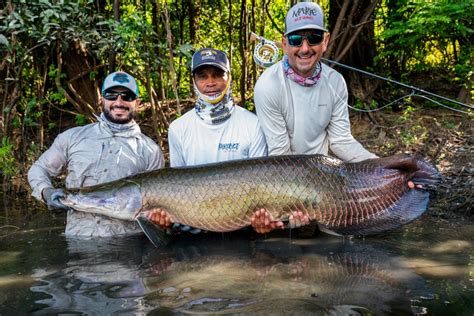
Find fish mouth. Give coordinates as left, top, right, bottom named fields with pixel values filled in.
left=61, top=182, right=143, bottom=221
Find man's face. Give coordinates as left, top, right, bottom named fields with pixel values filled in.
left=193, top=66, right=229, bottom=97
left=101, top=87, right=139, bottom=124
left=282, top=30, right=329, bottom=77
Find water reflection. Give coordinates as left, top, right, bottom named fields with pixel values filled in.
left=139, top=236, right=429, bottom=314
left=30, top=236, right=153, bottom=314
left=16, top=233, right=432, bottom=315
left=0, top=199, right=472, bottom=315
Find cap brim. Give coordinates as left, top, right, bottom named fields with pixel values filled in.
left=193, top=62, right=228, bottom=73
left=284, top=25, right=327, bottom=36
left=103, top=85, right=136, bottom=95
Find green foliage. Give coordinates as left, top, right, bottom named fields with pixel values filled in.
left=398, top=105, right=416, bottom=122
left=0, top=137, right=17, bottom=177
left=0, top=0, right=471, bottom=190
left=74, top=114, right=87, bottom=126
left=377, top=1, right=473, bottom=81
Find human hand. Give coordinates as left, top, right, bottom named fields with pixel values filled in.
left=408, top=181, right=423, bottom=189
left=42, top=188, right=70, bottom=213
left=287, top=210, right=311, bottom=229
left=250, top=208, right=285, bottom=234
left=146, top=208, right=172, bottom=229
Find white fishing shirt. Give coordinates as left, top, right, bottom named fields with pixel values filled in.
left=168, top=105, right=268, bottom=167
left=254, top=61, right=377, bottom=162
left=28, top=119, right=164, bottom=237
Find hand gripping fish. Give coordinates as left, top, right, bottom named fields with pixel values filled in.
left=61, top=154, right=441, bottom=237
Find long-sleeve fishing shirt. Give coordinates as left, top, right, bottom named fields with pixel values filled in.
left=28, top=117, right=164, bottom=237
left=254, top=61, right=377, bottom=162
left=168, top=105, right=267, bottom=167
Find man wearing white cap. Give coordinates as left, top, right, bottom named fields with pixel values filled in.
left=254, top=2, right=377, bottom=162
left=253, top=2, right=418, bottom=233
left=28, top=71, right=165, bottom=237
left=253, top=2, right=377, bottom=235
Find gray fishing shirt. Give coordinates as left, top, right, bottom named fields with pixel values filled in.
left=254, top=61, right=377, bottom=162
left=28, top=116, right=164, bottom=237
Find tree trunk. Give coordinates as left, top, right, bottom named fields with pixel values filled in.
left=188, top=0, right=196, bottom=96
left=239, top=0, right=247, bottom=106
left=163, top=2, right=181, bottom=115
left=327, top=0, right=380, bottom=115
left=108, top=0, right=121, bottom=73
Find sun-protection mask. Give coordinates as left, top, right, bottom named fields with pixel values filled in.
left=103, top=90, right=137, bottom=102
left=287, top=32, right=325, bottom=47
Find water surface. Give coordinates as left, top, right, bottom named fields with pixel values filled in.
left=0, top=195, right=472, bottom=315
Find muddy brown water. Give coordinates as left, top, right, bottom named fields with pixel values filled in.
left=0, top=194, right=472, bottom=315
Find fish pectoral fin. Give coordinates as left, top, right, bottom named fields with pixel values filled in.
left=136, top=215, right=171, bottom=247
left=317, top=223, right=343, bottom=237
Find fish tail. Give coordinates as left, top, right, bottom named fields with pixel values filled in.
left=325, top=189, right=430, bottom=236
left=369, top=154, right=442, bottom=188
left=412, top=157, right=443, bottom=188
left=373, top=189, right=430, bottom=233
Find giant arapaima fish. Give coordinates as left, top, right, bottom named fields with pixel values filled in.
left=61, top=153, right=441, bottom=238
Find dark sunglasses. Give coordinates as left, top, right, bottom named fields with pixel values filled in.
left=287, top=33, right=325, bottom=47
left=103, top=91, right=137, bottom=102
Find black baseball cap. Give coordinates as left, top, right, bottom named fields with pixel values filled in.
left=191, top=48, right=230, bottom=73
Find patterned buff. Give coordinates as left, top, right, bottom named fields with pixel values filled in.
left=194, top=78, right=235, bottom=125
left=282, top=54, right=322, bottom=87
left=98, top=113, right=140, bottom=136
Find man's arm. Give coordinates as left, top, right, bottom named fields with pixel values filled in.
left=254, top=74, right=292, bottom=156
left=326, top=74, right=377, bottom=162
left=168, top=124, right=186, bottom=168
left=248, top=121, right=268, bottom=158
left=28, top=135, right=68, bottom=201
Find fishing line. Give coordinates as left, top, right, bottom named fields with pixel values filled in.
left=250, top=32, right=472, bottom=114
left=322, top=58, right=473, bottom=113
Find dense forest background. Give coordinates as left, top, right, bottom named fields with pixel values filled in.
left=0, top=0, right=472, bottom=194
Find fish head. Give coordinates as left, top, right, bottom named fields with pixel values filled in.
left=60, top=182, right=143, bottom=221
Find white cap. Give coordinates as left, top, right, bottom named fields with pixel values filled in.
left=284, top=2, right=327, bottom=36
left=101, top=71, right=139, bottom=97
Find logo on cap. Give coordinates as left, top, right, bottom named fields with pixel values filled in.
left=201, top=49, right=216, bottom=60
left=112, top=73, right=130, bottom=84
left=291, top=6, right=320, bottom=19
left=284, top=2, right=326, bottom=35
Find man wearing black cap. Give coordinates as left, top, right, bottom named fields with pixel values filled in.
left=148, top=48, right=310, bottom=235
left=28, top=71, right=165, bottom=237
left=149, top=48, right=279, bottom=233
left=167, top=48, right=267, bottom=167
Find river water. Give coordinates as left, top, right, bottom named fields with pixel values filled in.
left=0, top=194, right=472, bottom=315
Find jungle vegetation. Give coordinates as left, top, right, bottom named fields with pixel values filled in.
left=0, top=0, right=472, bottom=192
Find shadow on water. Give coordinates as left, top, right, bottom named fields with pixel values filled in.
left=0, top=194, right=472, bottom=315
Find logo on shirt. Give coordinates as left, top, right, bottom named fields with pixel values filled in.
left=218, top=143, right=240, bottom=152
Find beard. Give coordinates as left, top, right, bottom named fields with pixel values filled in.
left=102, top=105, right=136, bottom=124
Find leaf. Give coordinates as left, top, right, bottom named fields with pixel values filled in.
left=0, top=34, right=10, bottom=49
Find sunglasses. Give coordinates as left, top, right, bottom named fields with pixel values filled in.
left=103, top=91, right=137, bottom=102
left=287, top=33, right=325, bottom=47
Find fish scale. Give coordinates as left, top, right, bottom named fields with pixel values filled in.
left=61, top=153, right=442, bottom=236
